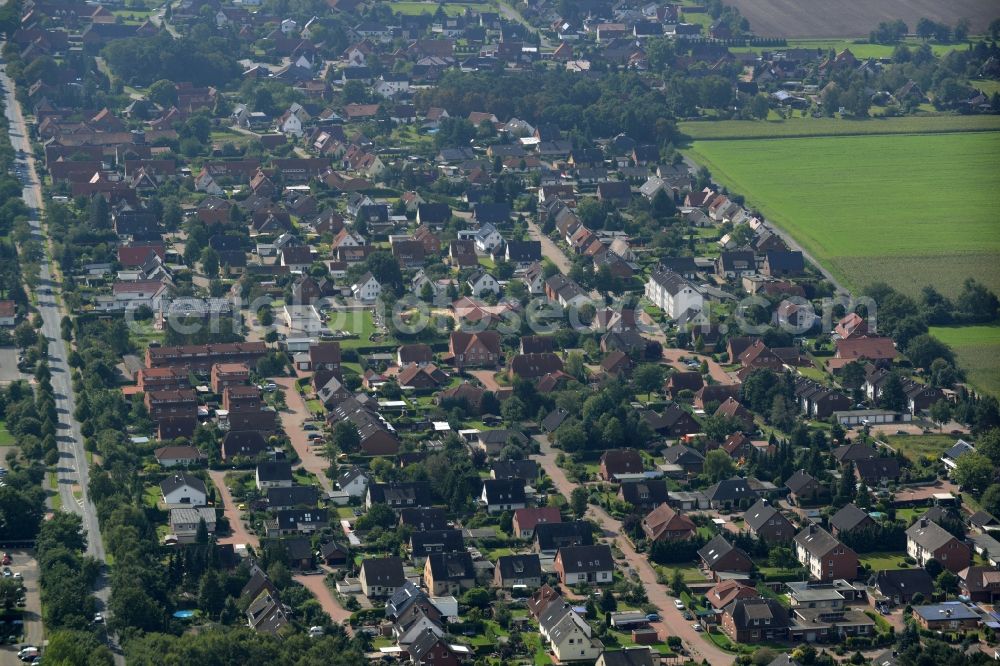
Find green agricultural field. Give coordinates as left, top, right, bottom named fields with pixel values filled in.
left=388, top=1, right=492, bottom=15
left=929, top=325, right=1000, bottom=397
left=680, top=115, right=1000, bottom=140
left=730, top=38, right=968, bottom=60
left=685, top=129, right=1000, bottom=298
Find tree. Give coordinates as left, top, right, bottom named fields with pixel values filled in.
left=0, top=578, right=19, bottom=610
left=749, top=94, right=770, bottom=119
left=930, top=400, right=952, bottom=431
left=877, top=373, right=906, bottom=411
left=599, top=588, right=617, bottom=612
left=703, top=449, right=735, bottom=482
left=331, top=422, right=360, bottom=455
left=632, top=364, right=665, bottom=399
left=981, top=484, right=1000, bottom=517
left=200, top=247, right=220, bottom=277
left=198, top=569, right=226, bottom=617
left=953, top=452, right=994, bottom=492
left=670, top=568, right=687, bottom=596
left=570, top=486, right=589, bottom=519
left=501, top=396, right=526, bottom=423
left=957, top=279, right=1000, bottom=323
left=936, top=569, right=958, bottom=594
left=148, top=79, right=178, bottom=107
left=905, top=334, right=954, bottom=369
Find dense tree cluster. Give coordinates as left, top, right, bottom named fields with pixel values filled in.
left=102, top=34, right=241, bottom=87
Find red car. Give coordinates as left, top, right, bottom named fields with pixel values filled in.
left=1, top=553, right=10, bottom=566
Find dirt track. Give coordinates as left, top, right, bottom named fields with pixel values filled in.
left=725, top=0, right=996, bottom=38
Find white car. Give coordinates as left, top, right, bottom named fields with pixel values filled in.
left=673, top=599, right=685, bottom=610
left=18, top=647, right=39, bottom=661
left=692, top=623, right=703, bottom=632
left=308, top=626, right=324, bottom=638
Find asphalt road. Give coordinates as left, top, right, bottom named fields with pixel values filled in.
left=0, top=61, right=120, bottom=660
left=531, top=434, right=733, bottom=665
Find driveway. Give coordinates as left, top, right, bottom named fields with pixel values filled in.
left=468, top=369, right=504, bottom=393
left=274, top=378, right=334, bottom=495
left=293, top=573, right=353, bottom=628
left=0, top=348, right=20, bottom=383
left=208, top=470, right=259, bottom=549
left=661, top=347, right=739, bottom=386
left=532, top=435, right=732, bottom=665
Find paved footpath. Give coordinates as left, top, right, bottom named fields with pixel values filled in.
left=275, top=377, right=334, bottom=495
left=532, top=435, right=733, bottom=665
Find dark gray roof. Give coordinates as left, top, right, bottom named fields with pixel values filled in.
left=361, top=557, right=405, bottom=586
left=159, top=472, right=206, bottom=496
left=906, top=518, right=959, bottom=552
left=266, top=485, right=318, bottom=509
left=784, top=469, right=818, bottom=494
left=743, top=499, right=785, bottom=531
left=829, top=503, right=871, bottom=533
left=411, top=529, right=465, bottom=555
left=705, top=477, right=759, bottom=503
left=492, top=460, right=539, bottom=481
left=482, top=479, right=526, bottom=504
left=426, top=551, right=475, bottom=581
left=535, top=521, right=594, bottom=551
left=557, top=544, right=613, bottom=574
left=599, top=648, right=656, bottom=666
left=794, top=524, right=845, bottom=557
left=698, top=534, right=738, bottom=565
left=662, top=444, right=704, bottom=465
left=726, top=598, right=789, bottom=629
left=496, top=553, right=542, bottom=580
left=256, top=461, right=293, bottom=482
left=871, top=568, right=934, bottom=599
left=385, top=581, right=426, bottom=619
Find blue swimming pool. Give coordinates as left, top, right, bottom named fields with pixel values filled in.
left=173, top=610, right=195, bottom=619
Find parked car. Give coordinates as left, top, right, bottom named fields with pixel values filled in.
left=645, top=613, right=660, bottom=622
left=303, top=423, right=318, bottom=431
left=692, top=623, right=703, bottom=632
left=673, top=599, right=684, bottom=610
left=2, top=553, right=11, bottom=565
left=93, top=613, right=103, bottom=624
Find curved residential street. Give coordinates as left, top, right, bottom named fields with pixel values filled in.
left=532, top=435, right=733, bottom=665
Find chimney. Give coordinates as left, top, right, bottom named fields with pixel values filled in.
left=920, top=518, right=928, bottom=528
left=809, top=524, right=817, bottom=534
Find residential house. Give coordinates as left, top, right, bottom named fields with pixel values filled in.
left=513, top=506, right=562, bottom=539
left=869, top=569, right=934, bottom=605
left=169, top=507, right=217, bottom=543
left=599, top=449, right=645, bottom=481
left=351, top=272, right=382, bottom=302
left=721, top=599, right=790, bottom=643
left=744, top=499, right=795, bottom=543
left=642, top=503, right=696, bottom=541
left=424, top=552, right=476, bottom=595
left=906, top=518, right=971, bottom=573
left=154, top=446, right=206, bottom=468
left=554, top=544, right=614, bottom=586
left=645, top=269, right=704, bottom=320
left=785, top=470, right=829, bottom=506
left=360, top=557, right=407, bottom=598
left=794, top=524, right=859, bottom=581
left=912, top=602, right=980, bottom=631
left=699, top=535, right=754, bottom=576
left=481, top=479, right=527, bottom=513
left=449, top=331, right=502, bottom=369
left=707, top=580, right=760, bottom=611
left=829, top=504, right=876, bottom=537
left=256, top=462, right=293, bottom=490
left=494, top=553, right=542, bottom=590
left=159, top=473, right=207, bottom=508
left=618, top=479, right=669, bottom=511
left=662, top=445, right=705, bottom=476
left=704, top=478, right=759, bottom=510
left=410, top=530, right=465, bottom=561
left=535, top=521, right=594, bottom=555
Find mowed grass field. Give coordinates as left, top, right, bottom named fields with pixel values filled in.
left=929, top=325, right=1000, bottom=397
left=388, top=1, right=492, bottom=15
left=684, top=129, right=1000, bottom=298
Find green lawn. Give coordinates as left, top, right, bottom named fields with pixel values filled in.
left=328, top=309, right=382, bottom=349
left=0, top=421, right=13, bottom=446
left=685, top=129, right=1000, bottom=297
left=388, top=1, right=492, bottom=15
left=884, top=434, right=957, bottom=463
left=680, top=115, right=1000, bottom=141
left=860, top=551, right=910, bottom=571
left=929, top=325, right=1000, bottom=397
left=730, top=38, right=969, bottom=60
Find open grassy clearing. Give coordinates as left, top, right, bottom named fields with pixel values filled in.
left=929, top=325, right=1000, bottom=397
left=883, top=434, right=955, bottom=463
left=859, top=551, right=910, bottom=570
left=388, top=1, right=492, bottom=15
left=0, top=421, right=13, bottom=446
left=685, top=131, right=1000, bottom=297
left=730, top=38, right=970, bottom=59
left=724, top=0, right=995, bottom=38
left=680, top=115, right=1000, bottom=141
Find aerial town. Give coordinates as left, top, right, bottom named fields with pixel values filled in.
left=0, top=0, right=998, bottom=664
